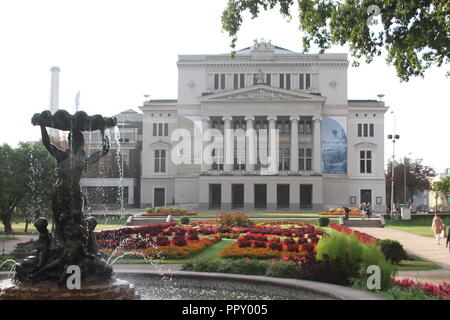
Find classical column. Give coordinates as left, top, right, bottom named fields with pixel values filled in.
left=290, top=116, right=299, bottom=173
left=312, top=117, right=322, bottom=174
left=245, top=116, right=256, bottom=173
left=223, top=116, right=233, bottom=173
left=267, top=116, right=278, bottom=174
left=201, top=116, right=210, bottom=173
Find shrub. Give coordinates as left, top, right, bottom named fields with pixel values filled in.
left=180, top=217, right=190, bottom=225
left=154, top=207, right=160, bottom=213
left=217, top=259, right=268, bottom=275
left=265, top=261, right=297, bottom=278
left=217, top=211, right=255, bottom=227
left=182, top=259, right=220, bottom=272
left=318, top=217, right=330, bottom=227
left=145, top=207, right=152, bottom=213
left=378, top=239, right=407, bottom=265
left=314, top=232, right=395, bottom=289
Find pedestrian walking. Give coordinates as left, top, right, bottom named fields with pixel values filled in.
left=366, top=202, right=372, bottom=219
left=432, top=214, right=444, bottom=245
left=446, top=227, right=450, bottom=253
left=360, top=202, right=367, bottom=221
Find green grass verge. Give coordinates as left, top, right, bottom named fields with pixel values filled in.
left=397, top=255, right=442, bottom=271
left=3, top=223, right=124, bottom=234
left=385, top=218, right=450, bottom=238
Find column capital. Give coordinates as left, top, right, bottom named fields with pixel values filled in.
left=289, top=116, right=300, bottom=122
left=267, top=115, right=277, bottom=121
left=222, top=116, right=233, bottom=122
left=312, top=116, right=322, bottom=122
left=201, top=116, right=210, bottom=122
left=244, top=115, right=255, bottom=122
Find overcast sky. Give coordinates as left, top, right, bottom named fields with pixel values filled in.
left=0, top=0, right=448, bottom=174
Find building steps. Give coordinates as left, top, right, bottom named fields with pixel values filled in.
left=343, top=218, right=384, bottom=228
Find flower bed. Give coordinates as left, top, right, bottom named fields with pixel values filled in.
left=394, top=279, right=450, bottom=300
left=142, top=207, right=198, bottom=216
left=319, top=208, right=361, bottom=215
left=329, top=223, right=379, bottom=244
left=220, top=224, right=323, bottom=261
left=96, top=222, right=221, bottom=260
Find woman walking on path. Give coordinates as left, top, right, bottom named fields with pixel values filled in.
left=432, top=214, right=444, bottom=245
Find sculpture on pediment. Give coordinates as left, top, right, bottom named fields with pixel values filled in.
left=255, top=70, right=265, bottom=84
left=251, top=39, right=274, bottom=51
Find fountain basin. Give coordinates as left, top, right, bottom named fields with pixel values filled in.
left=0, top=277, right=139, bottom=300
left=1, top=271, right=383, bottom=300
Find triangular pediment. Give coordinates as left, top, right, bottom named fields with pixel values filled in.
left=149, top=139, right=171, bottom=148
left=199, top=85, right=326, bottom=102
left=354, top=142, right=377, bottom=149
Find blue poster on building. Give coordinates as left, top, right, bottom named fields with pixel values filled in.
left=321, top=117, right=347, bottom=174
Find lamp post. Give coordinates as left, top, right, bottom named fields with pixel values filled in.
left=403, top=152, right=412, bottom=207
left=387, top=111, right=400, bottom=217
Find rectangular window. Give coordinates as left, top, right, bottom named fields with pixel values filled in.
left=360, top=150, right=372, bottom=174
left=233, top=74, right=238, bottom=89
left=220, top=74, right=226, bottom=90
left=154, top=149, right=166, bottom=173
left=299, top=148, right=312, bottom=171
left=279, top=74, right=284, bottom=89
left=286, top=74, right=291, bottom=89
left=283, top=121, right=290, bottom=134
left=158, top=123, right=163, bottom=136
left=164, top=123, right=168, bottom=136
left=278, top=148, right=290, bottom=171
left=369, top=124, right=374, bottom=137
left=299, top=73, right=304, bottom=89
left=306, top=73, right=311, bottom=89
left=357, top=124, right=362, bottom=137
left=363, top=123, right=368, bottom=137
left=240, top=74, right=245, bottom=88
left=214, top=74, right=219, bottom=90
left=266, top=74, right=271, bottom=86
left=153, top=123, right=157, bottom=136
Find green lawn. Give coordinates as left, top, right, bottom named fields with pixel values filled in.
left=0, top=236, right=16, bottom=241
left=385, top=218, right=450, bottom=238
left=397, top=255, right=441, bottom=271
left=3, top=222, right=124, bottom=234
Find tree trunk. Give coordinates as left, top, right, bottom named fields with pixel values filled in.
left=24, top=218, right=29, bottom=233
left=1, top=210, right=13, bottom=234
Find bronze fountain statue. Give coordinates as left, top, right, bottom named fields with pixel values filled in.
left=0, top=110, right=138, bottom=299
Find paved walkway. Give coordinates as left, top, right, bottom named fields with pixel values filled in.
left=353, top=227, right=450, bottom=284
left=0, top=235, right=37, bottom=255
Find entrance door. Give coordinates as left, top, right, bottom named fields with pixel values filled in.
left=254, top=184, right=267, bottom=209
left=277, top=184, right=290, bottom=209
left=209, top=184, right=221, bottom=209
left=300, top=184, right=313, bottom=209
left=154, top=188, right=165, bottom=207
left=232, top=184, right=244, bottom=209
left=360, top=189, right=372, bottom=204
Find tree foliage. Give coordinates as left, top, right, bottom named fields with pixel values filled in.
left=221, top=0, right=450, bottom=81
left=385, top=157, right=435, bottom=206
left=432, top=176, right=450, bottom=203
left=0, top=142, right=56, bottom=233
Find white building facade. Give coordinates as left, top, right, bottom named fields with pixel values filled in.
left=140, top=41, right=387, bottom=212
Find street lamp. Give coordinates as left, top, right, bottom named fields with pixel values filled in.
left=404, top=152, right=412, bottom=207
left=387, top=111, right=400, bottom=217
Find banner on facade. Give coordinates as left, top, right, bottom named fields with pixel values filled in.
left=321, top=116, right=347, bottom=174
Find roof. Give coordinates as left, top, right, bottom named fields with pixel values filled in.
left=114, top=109, right=143, bottom=122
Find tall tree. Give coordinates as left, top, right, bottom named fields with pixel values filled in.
left=385, top=158, right=435, bottom=208
left=432, top=176, right=450, bottom=209
left=221, top=0, right=449, bottom=81
left=0, top=142, right=56, bottom=233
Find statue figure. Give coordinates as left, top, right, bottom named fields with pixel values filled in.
left=39, top=124, right=110, bottom=242
left=15, top=217, right=56, bottom=282
left=14, top=110, right=117, bottom=285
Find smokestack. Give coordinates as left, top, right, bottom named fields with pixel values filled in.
left=49, top=66, right=60, bottom=114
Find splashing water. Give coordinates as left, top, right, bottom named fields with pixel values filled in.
left=113, top=126, right=124, bottom=215
left=0, top=259, right=19, bottom=279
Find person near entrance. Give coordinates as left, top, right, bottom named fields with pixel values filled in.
left=360, top=202, right=367, bottom=220
left=343, top=207, right=350, bottom=221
